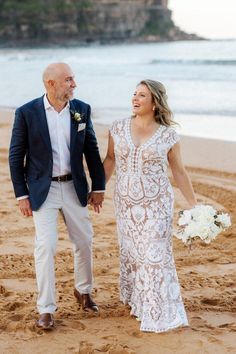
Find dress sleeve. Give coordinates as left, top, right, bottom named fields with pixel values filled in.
left=167, top=128, right=180, bottom=150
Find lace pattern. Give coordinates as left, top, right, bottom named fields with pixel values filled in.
left=110, top=117, right=188, bottom=333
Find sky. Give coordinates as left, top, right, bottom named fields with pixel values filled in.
left=168, top=0, right=236, bottom=39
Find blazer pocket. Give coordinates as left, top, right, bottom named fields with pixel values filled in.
left=77, top=123, right=86, bottom=132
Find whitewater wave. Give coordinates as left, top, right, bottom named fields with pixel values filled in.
left=150, top=59, right=236, bottom=66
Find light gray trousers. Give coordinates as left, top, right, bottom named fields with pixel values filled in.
left=33, top=180, right=93, bottom=314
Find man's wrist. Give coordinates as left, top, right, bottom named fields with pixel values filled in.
left=17, top=195, right=29, bottom=200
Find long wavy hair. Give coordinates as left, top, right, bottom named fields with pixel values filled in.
left=134, top=79, right=177, bottom=126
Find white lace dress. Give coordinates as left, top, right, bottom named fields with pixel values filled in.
left=110, top=117, right=188, bottom=333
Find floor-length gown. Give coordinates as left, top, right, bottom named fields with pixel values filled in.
left=110, top=117, right=188, bottom=333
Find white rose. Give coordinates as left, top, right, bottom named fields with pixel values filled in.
left=184, top=222, right=199, bottom=237
left=216, top=213, right=231, bottom=228
left=204, top=205, right=216, bottom=216
left=182, top=233, right=190, bottom=244
left=178, top=210, right=192, bottom=225
left=192, top=205, right=216, bottom=222
left=197, top=226, right=210, bottom=240
left=210, top=223, right=221, bottom=236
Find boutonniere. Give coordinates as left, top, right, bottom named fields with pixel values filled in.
left=70, top=110, right=83, bottom=122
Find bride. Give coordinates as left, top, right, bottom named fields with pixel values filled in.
left=103, top=79, right=197, bottom=333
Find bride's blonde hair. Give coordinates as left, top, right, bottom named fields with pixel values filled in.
left=135, top=79, right=177, bottom=126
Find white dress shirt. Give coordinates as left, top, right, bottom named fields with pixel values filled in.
left=44, top=94, right=71, bottom=177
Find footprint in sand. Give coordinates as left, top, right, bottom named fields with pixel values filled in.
left=68, top=320, right=86, bottom=330
left=5, top=317, right=37, bottom=334
left=191, top=316, right=224, bottom=336
left=101, top=335, right=117, bottom=340
left=76, top=341, right=93, bottom=354
left=72, top=341, right=136, bottom=354
left=8, top=314, right=24, bottom=322
left=104, top=344, right=136, bottom=354
left=126, top=329, right=143, bottom=338
left=190, top=316, right=209, bottom=331
left=219, top=322, right=236, bottom=332
left=0, top=285, right=7, bottom=294
left=4, top=301, right=26, bottom=311
left=201, top=298, right=219, bottom=306
left=0, top=284, right=12, bottom=297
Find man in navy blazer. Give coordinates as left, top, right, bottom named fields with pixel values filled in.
left=9, top=63, right=105, bottom=329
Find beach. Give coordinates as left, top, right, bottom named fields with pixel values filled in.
left=0, top=108, right=236, bottom=354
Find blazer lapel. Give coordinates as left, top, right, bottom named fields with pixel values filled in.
left=36, top=96, right=52, bottom=153
left=70, top=101, right=79, bottom=152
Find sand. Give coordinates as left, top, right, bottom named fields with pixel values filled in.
left=0, top=109, right=235, bottom=354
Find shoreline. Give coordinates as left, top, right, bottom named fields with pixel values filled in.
left=0, top=38, right=205, bottom=50
left=2, top=105, right=236, bottom=141
left=2, top=108, right=236, bottom=174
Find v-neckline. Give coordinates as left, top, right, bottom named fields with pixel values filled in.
left=127, top=117, right=163, bottom=149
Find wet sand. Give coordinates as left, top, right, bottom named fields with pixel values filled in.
left=0, top=109, right=235, bottom=354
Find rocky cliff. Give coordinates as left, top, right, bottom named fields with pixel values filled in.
left=0, top=0, right=198, bottom=46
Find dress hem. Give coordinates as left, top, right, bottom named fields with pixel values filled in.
left=122, top=298, right=189, bottom=334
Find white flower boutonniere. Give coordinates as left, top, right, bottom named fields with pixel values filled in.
left=70, top=110, right=83, bottom=122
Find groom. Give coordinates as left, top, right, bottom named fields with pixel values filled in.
left=9, top=63, right=105, bottom=329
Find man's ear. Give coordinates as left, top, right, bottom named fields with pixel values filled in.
left=48, top=79, right=55, bottom=87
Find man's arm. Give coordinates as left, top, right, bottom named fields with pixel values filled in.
left=9, top=108, right=29, bottom=197
left=9, top=108, right=32, bottom=216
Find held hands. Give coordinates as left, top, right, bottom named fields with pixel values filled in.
left=88, top=192, right=104, bottom=213
left=18, top=198, right=32, bottom=217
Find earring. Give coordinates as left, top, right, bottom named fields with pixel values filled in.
left=152, top=106, right=156, bottom=111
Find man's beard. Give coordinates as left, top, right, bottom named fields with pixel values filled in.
left=65, top=91, right=74, bottom=100
left=57, top=91, right=74, bottom=102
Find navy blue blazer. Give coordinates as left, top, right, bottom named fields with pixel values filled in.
left=9, top=96, right=105, bottom=211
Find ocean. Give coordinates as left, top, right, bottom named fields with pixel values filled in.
left=1, top=40, right=236, bottom=141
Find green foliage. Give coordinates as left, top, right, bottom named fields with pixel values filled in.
left=141, top=15, right=174, bottom=37
left=0, top=1, right=175, bottom=43
left=0, top=0, right=91, bottom=40
left=0, top=0, right=91, bottom=20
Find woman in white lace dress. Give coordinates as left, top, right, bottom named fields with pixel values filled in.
left=103, top=80, right=197, bottom=333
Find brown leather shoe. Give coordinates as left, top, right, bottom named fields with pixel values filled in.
left=74, top=288, right=99, bottom=312
left=36, top=313, right=54, bottom=330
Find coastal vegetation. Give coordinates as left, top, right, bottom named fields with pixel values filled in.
left=0, top=0, right=197, bottom=46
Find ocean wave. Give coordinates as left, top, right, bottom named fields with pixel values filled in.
left=173, top=109, right=236, bottom=117
left=150, top=59, right=236, bottom=66
left=0, top=52, right=235, bottom=67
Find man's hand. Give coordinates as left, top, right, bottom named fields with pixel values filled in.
left=19, top=198, right=33, bottom=217
left=88, top=192, right=104, bottom=213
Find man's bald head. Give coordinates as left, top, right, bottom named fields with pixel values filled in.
left=42, top=62, right=72, bottom=83
left=42, top=62, right=76, bottom=106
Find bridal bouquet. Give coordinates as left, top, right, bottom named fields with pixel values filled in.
left=174, top=205, right=231, bottom=246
